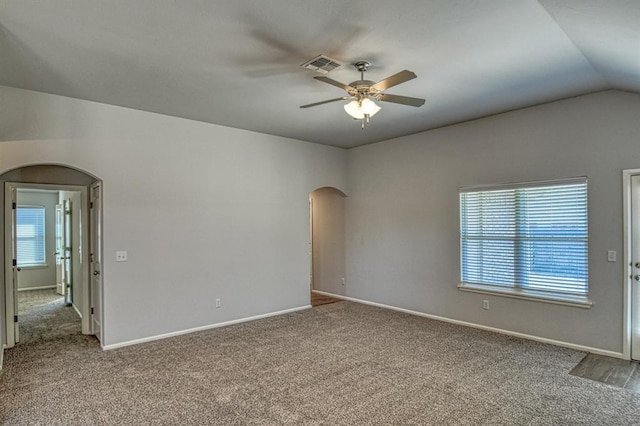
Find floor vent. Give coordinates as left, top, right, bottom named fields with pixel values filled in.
left=300, top=55, right=342, bottom=74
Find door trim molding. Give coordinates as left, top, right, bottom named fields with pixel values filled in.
left=622, top=169, right=640, bottom=360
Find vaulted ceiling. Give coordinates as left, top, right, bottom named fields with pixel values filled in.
left=1, top=1, right=638, bottom=148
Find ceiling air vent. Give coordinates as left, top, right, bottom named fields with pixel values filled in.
left=300, top=55, right=342, bottom=74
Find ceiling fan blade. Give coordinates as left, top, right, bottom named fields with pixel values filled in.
left=370, top=70, right=417, bottom=91
left=314, top=76, right=355, bottom=92
left=300, top=97, right=349, bottom=108
left=378, top=93, right=425, bottom=107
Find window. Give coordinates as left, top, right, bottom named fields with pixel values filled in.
left=459, top=178, right=589, bottom=306
left=16, top=205, right=46, bottom=267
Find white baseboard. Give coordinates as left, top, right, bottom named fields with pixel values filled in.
left=312, top=290, right=625, bottom=360
left=102, top=305, right=312, bottom=351
left=311, top=289, right=345, bottom=296
left=72, top=303, right=82, bottom=318
left=312, top=290, right=350, bottom=298
left=17, top=285, right=57, bottom=292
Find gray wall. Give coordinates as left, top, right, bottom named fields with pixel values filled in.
left=311, top=187, right=346, bottom=295
left=0, top=85, right=348, bottom=348
left=16, top=191, right=58, bottom=290
left=2, top=85, right=637, bottom=356
left=346, top=90, right=640, bottom=354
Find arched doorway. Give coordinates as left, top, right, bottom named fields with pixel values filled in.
left=0, top=164, right=103, bottom=357
left=309, top=187, right=346, bottom=305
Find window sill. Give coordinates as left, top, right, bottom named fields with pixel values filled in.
left=458, top=283, right=592, bottom=309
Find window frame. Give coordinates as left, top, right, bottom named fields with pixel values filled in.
left=457, top=177, right=591, bottom=308
left=16, top=204, right=47, bottom=268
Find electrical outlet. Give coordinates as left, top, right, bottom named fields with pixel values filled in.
left=115, top=251, right=127, bottom=262
left=482, top=300, right=490, bottom=310
left=215, top=298, right=222, bottom=308
left=607, top=250, right=616, bottom=262
left=341, top=277, right=345, bottom=286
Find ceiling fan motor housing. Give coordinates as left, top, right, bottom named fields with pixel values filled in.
left=347, top=80, right=378, bottom=99
left=350, top=61, right=381, bottom=100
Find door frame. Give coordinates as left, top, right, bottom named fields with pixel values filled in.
left=622, top=168, right=640, bottom=360
left=4, top=182, right=91, bottom=348
left=90, top=181, right=103, bottom=341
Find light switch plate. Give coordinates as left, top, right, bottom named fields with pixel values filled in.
left=116, top=251, right=128, bottom=262
left=607, top=250, right=616, bottom=262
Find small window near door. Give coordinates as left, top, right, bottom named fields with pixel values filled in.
left=17, top=205, right=46, bottom=267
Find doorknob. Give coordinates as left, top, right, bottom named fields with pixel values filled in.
left=635, top=262, right=640, bottom=269
left=93, top=270, right=100, bottom=276
left=635, top=275, right=640, bottom=282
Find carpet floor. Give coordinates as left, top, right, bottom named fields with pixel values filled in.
left=1, top=293, right=640, bottom=425
left=17, top=289, right=82, bottom=345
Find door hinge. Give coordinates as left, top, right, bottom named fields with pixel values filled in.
left=91, top=307, right=94, bottom=315
left=12, top=202, right=16, bottom=210
left=90, top=202, right=94, bottom=209
left=14, top=315, right=18, bottom=323
left=13, top=259, right=17, bottom=267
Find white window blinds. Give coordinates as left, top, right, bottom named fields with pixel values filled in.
left=16, top=206, right=46, bottom=266
left=460, top=179, right=588, bottom=297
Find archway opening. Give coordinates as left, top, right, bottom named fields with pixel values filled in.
left=0, top=164, right=103, bottom=362
left=309, top=187, right=346, bottom=307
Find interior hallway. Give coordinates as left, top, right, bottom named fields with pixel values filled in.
left=16, top=289, right=82, bottom=345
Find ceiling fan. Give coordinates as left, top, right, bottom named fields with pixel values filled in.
left=300, top=60, right=425, bottom=128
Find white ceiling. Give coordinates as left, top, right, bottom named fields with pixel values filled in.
left=0, top=0, right=638, bottom=148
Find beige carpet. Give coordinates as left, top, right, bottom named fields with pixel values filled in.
left=1, top=294, right=639, bottom=425
left=17, top=289, right=82, bottom=345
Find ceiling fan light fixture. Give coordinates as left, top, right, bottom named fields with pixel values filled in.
left=360, top=97, right=381, bottom=116
left=344, top=100, right=365, bottom=119
left=344, top=98, right=380, bottom=120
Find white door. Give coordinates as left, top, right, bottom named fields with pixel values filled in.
left=55, top=203, right=64, bottom=295
left=63, top=199, right=73, bottom=305
left=90, top=183, right=102, bottom=341
left=309, top=197, right=314, bottom=292
left=10, top=187, right=19, bottom=344
left=631, top=175, right=640, bottom=360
